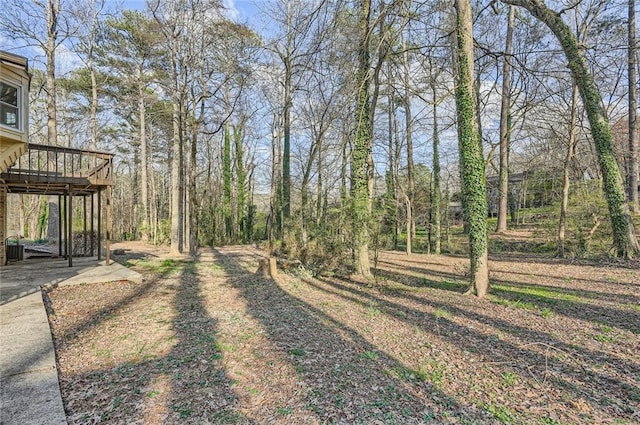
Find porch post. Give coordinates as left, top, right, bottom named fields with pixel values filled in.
left=83, top=195, right=87, bottom=256
left=106, top=185, right=112, bottom=266
left=91, top=193, right=95, bottom=256
left=68, top=186, right=73, bottom=267
left=97, top=189, right=102, bottom=260
left=58, top=195, right=62, bottom=257
left=63, top=194, right=68, bottom=259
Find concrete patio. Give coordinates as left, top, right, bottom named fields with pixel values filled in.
left=0, top=256, right=142, bottom=305
left=0, top=257, right=142, bottom=424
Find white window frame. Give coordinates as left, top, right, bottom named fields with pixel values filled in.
left=0, top=80, right=23, bottom=133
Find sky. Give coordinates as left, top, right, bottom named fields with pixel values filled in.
left=112, top=0, right=262, bottom=25
left=222, top=0, right=262, bottom=23
left=1, top=0, right=266, bottom=74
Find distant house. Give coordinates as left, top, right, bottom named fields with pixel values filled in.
left=448, top=201, right=463, bottom=225
left=485, top=170, right=551, bottom=216
left=485, top=172, right=529, bottom=216
left=611, top=115, right=640, bottom=187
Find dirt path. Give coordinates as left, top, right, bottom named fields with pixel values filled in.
left=45, top=243, right=639, bottom=424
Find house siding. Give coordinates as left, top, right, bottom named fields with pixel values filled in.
left=0, top=184, right=6, bottom=266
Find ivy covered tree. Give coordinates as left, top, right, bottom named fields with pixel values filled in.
left=454, top=0, right=490, bottom=297
left=352, top=0, right=373, bottom=278
left=502, top=0, right=640, bottom=258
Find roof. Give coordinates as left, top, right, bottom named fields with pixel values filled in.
left=0, top=50, right=28, bottom=71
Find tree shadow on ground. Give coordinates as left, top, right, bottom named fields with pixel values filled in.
left=309, top=274, right=639, bottom=422
left=487, top=252, right=640, bottom=271
left=47, top=258, right=247, bottom=424
left=378, top=253, right=640, bottom=290
left=212, top=248, right=496, bottom=424
left=489, top=266, right=640, bottom=290
left=111, top=250, right=159, bottom=266
left=372, top=265, right=640, bottom=335
left=391, top=259, right=640, bottom=306
left=372, top=266, right=468, bottom=293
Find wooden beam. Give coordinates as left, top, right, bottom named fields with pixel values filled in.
left=106, top=185, right=111, bottom=266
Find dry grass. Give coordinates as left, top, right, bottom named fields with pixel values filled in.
left=45, top=242, right=640, bottom=424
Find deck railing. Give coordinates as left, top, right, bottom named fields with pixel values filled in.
left=3, top=143, right=113, bottom=186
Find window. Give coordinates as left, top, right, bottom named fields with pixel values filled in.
left=1, top=81, right=20, bottom=130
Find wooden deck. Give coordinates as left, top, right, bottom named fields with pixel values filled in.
left=0, top=143, right=113, bottom=195
left=1, top=143, right=114, bottom=267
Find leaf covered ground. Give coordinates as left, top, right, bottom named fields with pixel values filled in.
left=45, top=242, right=640, bottom=424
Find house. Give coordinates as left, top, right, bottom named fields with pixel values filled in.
left=1, top=51, right=30, bottom=265
left=0, top=52, right=29, bottom=170
left=0, top=51, right=114, bottom=267
left=611, top=115, right=640, bottom=191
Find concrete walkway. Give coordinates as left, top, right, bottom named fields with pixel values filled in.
left=0, top=258, right=142, bottom=425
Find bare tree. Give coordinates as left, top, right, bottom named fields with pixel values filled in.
left=400, top=6, right=415, bottom=254
left=628, top=0, right=638, bottom=212
left=1, top=0, right=71, bottom=146
left=496, top=5, right=515, bottom=233
left=267, top=0, right=325, bottom=231
left=558, top=83, right=579, bottom=258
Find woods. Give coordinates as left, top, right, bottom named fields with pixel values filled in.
left=3, top=1, right=640, bottom=423
left=2, top=0, right=639, bottom=287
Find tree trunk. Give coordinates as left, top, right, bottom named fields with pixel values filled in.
left=301, top=130, right=319, bottom=247
left=431, top=79, right=441, bottom=255
left=401, top=186, right=412, bottom=255
left=139, top=81, right=150, bottom=242
left=316, top=136, right=323, bottom=228
left=558, top=84, right=579, bottom=258
left=235, top=125, right=245, bottom=242
left=496, top=5, right=515, bottom=233
left=474, top=71, right=484, bottom=156
left=454, top=0, right=490, bottom=297
left=89, top=61, right=98, bottom=150
left=629, top=0, right=638, bottom=212
left=46, top=0, right=59, bottom=147
left=189, top=113, right=199, bottom=256
left=352, top=0, right=373, bottom=278
left=132, top=141, right=140, bottom=239
left=268, top=137, right=277, bottom=246
left=268, top=114, right=281, bottom=248
left=181, top=106, right=188, bottom=248
left=276, top=139, right=284, bottom=241
left=150, top=166, right=158, bottom=244
left=444, top=181, right=451, bottom=248
left=402, top=27, right=415, bottom=248
left=391, top=76, right=410, bottom=255
left=339, top=128, right=349, bottom=244
left=169, top=50, right=182, bottom=255
left=387, top=83, right=397, bottom=250
left=367, top=19, right=386, bottom=217
left=300, top=163, right=311, bottom=247
left=282, top=56, right=292, bottom=222
left=502, top=0, right=640, bottom=258
left=223, top=123, right=232, bottom=242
